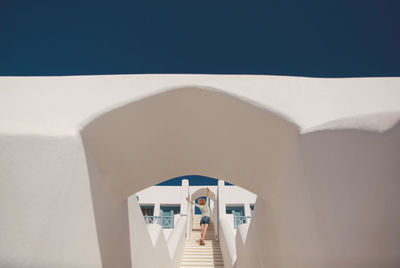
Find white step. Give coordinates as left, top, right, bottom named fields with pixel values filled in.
left=181, top=266, right=224, bottom=268
left=181, top=267, right=224, bottom=268
left=184, top=244, right=219, bottom=247
left=183, top=254, right=222, bottom=257
left=184, top=247, right=219, bottom=249
left=181, top=224, right=224, bottom=268
left=190, top=234, right=215, bottom=236
left=184, top=245, right=220, bottom=248
left=182, top=258, right=223, bottom=262
left=188, top=240, right=216, bottom=243
left=185, top=245, right=219, bottom=248
left=182, top=257, right=223, bottom=261
left=186, top=242, right=218, bottom=244
left=182, top=254, right=222, bottom=258
left=184, top=248, right=221, bottom=251
left=185, top=243, right=218, bottom=245
left=184, top=251, right=221, bottom=254
left=181, top=261, right=224, bottom=266
left=184, top=245, right=219, bottom=247
left=184, top=248, right=220, bottom=251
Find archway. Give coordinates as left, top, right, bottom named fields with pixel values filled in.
left=80, top=86, right=304, bottom=268
left=190, top=187, right=216, bottom=202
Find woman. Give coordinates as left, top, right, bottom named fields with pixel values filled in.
left=186, top=187, right=211, bottom=246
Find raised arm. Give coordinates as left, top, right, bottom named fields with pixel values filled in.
left=186, top=197, right=194, bottom=205
left=206, top=187, right=210, bottom=198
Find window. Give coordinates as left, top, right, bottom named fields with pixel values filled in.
left=140, top=205, right=154, bottom=217
left=160, top=205, right=180, bottom=229
left=226, top=206, right=245, bottom=216
left=250, top=204, right=255, bottom=217
left=160, top=205, right=180, bottom=216
left=226, top=205, right=246, bottom=228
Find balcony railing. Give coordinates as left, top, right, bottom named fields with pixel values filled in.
left=233, top=216, right=252, bottom=228
left=144, top=216, right=174, bottom=229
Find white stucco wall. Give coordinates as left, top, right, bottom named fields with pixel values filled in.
left=0, top=135, right=102, bottom=268
left=1, top=75, right=399, bottom=135
left=128, top=196, right=173, bottom=268
left=137, top=186, right=182, bottom=205
left=1, top=75, right=399, bottom=268
left=223, top=186, right=257, bottom=205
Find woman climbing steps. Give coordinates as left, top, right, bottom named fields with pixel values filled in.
left=186, top=187, right=211, bottom=246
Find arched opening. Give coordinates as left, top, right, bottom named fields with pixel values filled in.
left=132, top=174, right=257, bottom=267
left=80, top=86, right=304, bottom=267
left=191, top=187, right=216, bottom=202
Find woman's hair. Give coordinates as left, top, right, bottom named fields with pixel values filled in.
left=198, top=198, right=206, bottom=205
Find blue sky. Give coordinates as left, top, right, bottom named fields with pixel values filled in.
left=1, top=0, right=399, bottom=76
left=157, top=175, right=229, bottom=209
left=157, top=175, right=232, bottom=186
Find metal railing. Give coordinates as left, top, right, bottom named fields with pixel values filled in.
left=144, top=216, right=174, bottom=229
left=233, top=216, right=252, bottom=228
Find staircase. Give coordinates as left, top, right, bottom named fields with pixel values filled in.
left=180, top=215, right=224, bottom=268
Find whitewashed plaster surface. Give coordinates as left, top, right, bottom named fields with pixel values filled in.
left=1, top=74, right=400, bottom=268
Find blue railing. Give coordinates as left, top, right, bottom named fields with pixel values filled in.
left=233, top=216, right=252, bottom=228
left=144, top=216, right=174, bottom=229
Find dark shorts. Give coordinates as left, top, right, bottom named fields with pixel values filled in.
left=200, top=216, right=210, bottom=225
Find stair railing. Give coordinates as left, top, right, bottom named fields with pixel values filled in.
left=144, top=216, right=174, bottom=229
left=233, top=215, right=252, bottom=228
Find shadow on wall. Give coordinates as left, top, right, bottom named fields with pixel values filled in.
left=80, top=87, right=299, bottom=268
left=298, top=122, right=400, bottom=268
left=80, top=86, right=400, bottom=268
left=235, top=122, right=400, bottom=268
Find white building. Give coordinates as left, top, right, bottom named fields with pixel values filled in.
left=136, top=179, right=256, bottom=234
left=134, top=179, right=256, bottom=267
left=1, top=75, right=400, bottom=268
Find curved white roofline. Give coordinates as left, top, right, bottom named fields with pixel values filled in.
left=1, top=74, right=399, bottom=135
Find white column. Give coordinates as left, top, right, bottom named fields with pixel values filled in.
left=187, top=203, right=192, bottom=240
left=154, top=203, right=161, bottom=217
left=217, top=179, right=225, bottom=241
left=244, top=203, right=251, bottom=218
left=210, top=199, right=214, bottom=214
left=218, top=180, right=225, bottom=216
left=180, top=179, right=189, bottom=215
left=180, top=179, right=191, bottom=239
